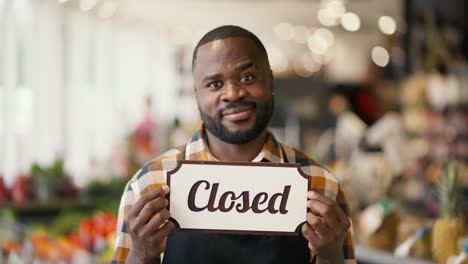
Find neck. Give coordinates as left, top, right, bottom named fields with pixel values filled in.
left=204, top=129, right=268, bottom=162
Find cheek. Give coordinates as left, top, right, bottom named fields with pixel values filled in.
left=196, top=90, right=219, bottom=113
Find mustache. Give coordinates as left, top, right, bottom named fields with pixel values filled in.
left=217, top=101, right=256, bottom=117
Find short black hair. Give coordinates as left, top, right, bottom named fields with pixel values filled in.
left=192, top=25, right=269, bottom=71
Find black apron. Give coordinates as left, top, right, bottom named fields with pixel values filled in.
left=162, top=145, right=311, bottom=264
left=162, top=230, right=310, bottom=264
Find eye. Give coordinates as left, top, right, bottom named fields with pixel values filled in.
left=240, top=74, right=254, bottom=84
left=207, top=81, right=223, bottom=90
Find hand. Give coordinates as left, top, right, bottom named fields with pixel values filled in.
left=126, top=185, right=174, bottom=263
left=302, top=191, right=350, bottom=263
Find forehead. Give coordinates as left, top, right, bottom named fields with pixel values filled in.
left=193, top=37, right=266, bottom=75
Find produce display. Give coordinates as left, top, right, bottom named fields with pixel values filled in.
left=0, top=211, right=117, bottom=263
left=0, top=167, right=124, bottom=264
left=432, top=162, right=465, bottom=264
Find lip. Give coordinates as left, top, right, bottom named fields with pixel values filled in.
left=222, top=105, right=255, bottom=122
left=222, top=105, right=254, bottom=116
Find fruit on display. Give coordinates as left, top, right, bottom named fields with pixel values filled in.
left=92, top=211, right=118, bottom=239
left=431, top=161, right=466, bottom=264
left=98, top=232, right=116, bottom=263
left=55, top=211, right=117, bottom=253
left=359, top=199, right=400, bottom=250
left=56, top=176, right=79, bottom=199
left=0, top=240, right=23, bottom=256
left=0, top=175, right=7, bottom=202
left=1, top=211, right=118, bottom=263
left=364, top=212, right=400, bottom=250
left=67, top=211, right=117, bottom=254
left=29, top=230, right=76, bottom=262
left=11, top=173, right=33, bottom=203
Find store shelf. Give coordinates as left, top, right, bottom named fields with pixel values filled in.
left=0, top=200, right=94, bottom=225
left=0, top=200, right=92, bottom=213
left=356, top=245, right=435, bottom=264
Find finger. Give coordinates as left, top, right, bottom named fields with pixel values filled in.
left=128, top=185, right=170, bottom=219
left=134, top=198, right=168, bottom=228
left=307, top=191, right=335, bottom=207
left=141, top=210, right=171, bottom=235
left=159, top=236, right=169, bottom=253
left=307, top=191, right=350, bottom=225
left=306, top=213, right=330, bottom=239
left=307, top=192, right=348, bottom=225
left=332, top=203, right=350, bottom=227
left=308, top=242, right=315, bottom=252
left=307, top=200, right=340, bottom=229
left=152, top=221, right=174, bottom=244
left=302, top=223, right=320, bottom=247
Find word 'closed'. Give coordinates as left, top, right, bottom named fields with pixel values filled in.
left=187, top=180, right=291, bottom=214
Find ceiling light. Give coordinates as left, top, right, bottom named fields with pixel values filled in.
left=378, top=16, right=397, bottom=35
left=317, top=8, right=337, bottom=27
left=341, top=12, right=360, bottom=32
left=308, top=34, right=329, bottom=55
left=314, top=28, right=334, bottom=47
left=327, top=0, right=346, bottom=19
left=372, top=46, right=390, bottom=67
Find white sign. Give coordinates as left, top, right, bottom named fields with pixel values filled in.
left=167, top=161, right=311, bottom=235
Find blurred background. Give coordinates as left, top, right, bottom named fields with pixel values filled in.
left=0, top=0, right=467, bottom=263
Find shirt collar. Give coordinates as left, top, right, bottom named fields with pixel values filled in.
left=184, top=126, right=285, bottom=163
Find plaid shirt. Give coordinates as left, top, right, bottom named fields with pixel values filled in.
left=112, top=128, right=356, bottom=264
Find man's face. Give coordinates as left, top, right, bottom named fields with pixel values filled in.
left=193, top=37, right=274, bottom=144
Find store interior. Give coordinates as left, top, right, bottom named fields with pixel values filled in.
left=0, top=0, right=467, bottom=263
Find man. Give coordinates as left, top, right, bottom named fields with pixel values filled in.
left=112, top=25, right=355, bottom=264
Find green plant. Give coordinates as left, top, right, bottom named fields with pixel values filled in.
left=431, top=161, right=465, bottom=264
left=30, top=159, right=65, bottom=180
left=437, top=161, right=461, bottom=217
left=30, top=158, right=67, bottom=201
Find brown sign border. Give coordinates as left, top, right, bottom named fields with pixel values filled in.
left=166, top=160, right=311, bottom=236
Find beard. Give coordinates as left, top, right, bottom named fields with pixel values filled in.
left=199, top=99, right=273, bottom=145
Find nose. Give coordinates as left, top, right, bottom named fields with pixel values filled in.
left=221, top=82, right=247, bottom=102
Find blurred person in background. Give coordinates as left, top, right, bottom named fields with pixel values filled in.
left=317, top=80, right=412, bottom=211
left=134, top=96, right=160, bottom=162
left=112, top=25, right=355, bottom=264
left=447, top=49, right=468, bottom=105
left=126, top=96, right=161, bottom=176
left=364, top=81, right=411, bottom=178
left=328, top=87, right=367, bottom=164
left=426, top=62, right=460, bottom=111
